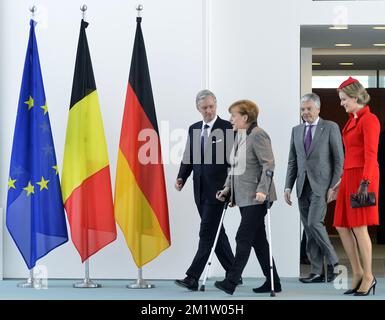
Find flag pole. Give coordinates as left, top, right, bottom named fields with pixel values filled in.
left=125, top=5, right=155, bottom=290
left=17, top=4, right=37, bottom=289
left=73, top=259, right=101, bottom=288
left=71, top=3, right=100, bottom=290
left=17, top=5, right=37, bottom=290
left=127, top=268, right=155, bottom=289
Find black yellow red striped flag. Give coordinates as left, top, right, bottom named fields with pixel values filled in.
left=62, top=20, right=117, bottom=262
left=114, top=17, right=170, bottom=268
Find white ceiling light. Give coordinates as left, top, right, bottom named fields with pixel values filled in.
left=329, top=26, right=348, bottom=30
left=339, top=62, right=354, bottom=66
left=334, top=43, right=352, bottom=47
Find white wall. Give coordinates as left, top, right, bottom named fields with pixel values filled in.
left=2, top=0, right=385, bottom=279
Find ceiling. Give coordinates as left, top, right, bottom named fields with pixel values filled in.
left=301, top=25, right=385, bottom=70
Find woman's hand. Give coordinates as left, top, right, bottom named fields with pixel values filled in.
left=255, top=192, right=266, bottom=203
left=216, top=187, right=230, bottom=202
left=356, top=180, right=369, bottom=205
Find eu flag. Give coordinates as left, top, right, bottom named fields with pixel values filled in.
left=6, top=20, right=68, bottom=269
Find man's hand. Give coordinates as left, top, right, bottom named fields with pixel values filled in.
left=256, top=192, right=266, bottom=203
left=175, top=178, right=184, bottom=191
left=284, top=189, right=292, bottom=206
left=332, top=179, right=341, bottom=191
left=327, top=188, right=337, bottom=203
left=216, top=187, right=230, bottom=202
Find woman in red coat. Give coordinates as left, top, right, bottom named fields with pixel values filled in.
left=332, top=77, right=380, bottom=296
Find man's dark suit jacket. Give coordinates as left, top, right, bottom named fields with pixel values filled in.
left=178, top=117, right=233, bottom=205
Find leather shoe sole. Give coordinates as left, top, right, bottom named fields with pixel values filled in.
left=174, top=279, right=198, bottom=291
left=214, top=281, right=234, bottom=295
left=299, top=276, right=325, bottom=283
left=253, top=285, right=282, bottom=293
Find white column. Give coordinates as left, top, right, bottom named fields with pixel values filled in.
left=301, top=48, right=313, bottom=96
left=300, top=48, right=312, bottom=243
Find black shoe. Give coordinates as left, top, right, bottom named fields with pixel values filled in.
left=175, top=276, right=198, bottom=291
left=252, top=281, right=282, bottom=293
left=225, top=273, right=242, bottom=286
left=299, top=273, right=325, bottom=283
left=354, top=276, right=377, bottom=296
left=344, top=278, right=362, bottom=295
left=214, top=279, right=236, bottom=295
left=326, top=263, right=339, bottom=282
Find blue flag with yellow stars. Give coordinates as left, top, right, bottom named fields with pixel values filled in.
left=6, top=20, right=68, bottom=269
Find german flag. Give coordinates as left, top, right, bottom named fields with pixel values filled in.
left=61, top=20, right=116, bottom=262
left=114, top=17, right=170, bottom=268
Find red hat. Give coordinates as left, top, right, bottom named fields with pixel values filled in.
left=338, top=76, right=359, bottom=89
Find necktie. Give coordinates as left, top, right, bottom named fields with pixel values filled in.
left=304, top=125, right=314, bottom=155
left=201, top=124, right=210, bottom=149
left=201, top=124, right=210, bottom=160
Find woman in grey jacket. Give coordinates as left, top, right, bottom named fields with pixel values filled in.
left=215, top=99, right=281, bottom=295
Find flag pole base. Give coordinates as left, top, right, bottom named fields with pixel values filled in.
left=17, top=269, right=39, bottom=288
left=127, top=278, right=155, bottom=289
left=73, top=278, right=101, bottom=288
left=73, top=259, right=101, bottom=288
left=17, top=278, right=34, bottom=288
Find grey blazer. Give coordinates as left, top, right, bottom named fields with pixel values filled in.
left=224, top=126, right=277, bottom=207
left=285, top=118, right=344, bottom=198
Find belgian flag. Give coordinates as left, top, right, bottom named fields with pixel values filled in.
left=61, top=20, right=117, bottom=262
left=114, top=17, right=170, bottom=268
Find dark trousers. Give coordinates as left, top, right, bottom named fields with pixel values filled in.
left=186, top=203, right=235, bottom=280
left=227, top=204, right=280, bottom=285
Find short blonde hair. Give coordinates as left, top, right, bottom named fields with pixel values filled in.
left=228, top=100, right=259, bottom=123
left=338, top=81, right=370, bottom=105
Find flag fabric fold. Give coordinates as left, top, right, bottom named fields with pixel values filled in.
left=114, top=17, right=171, bottom=268
left=6, top=20, right=68, bottom=269
left=61, top=20, right=116, bottom=262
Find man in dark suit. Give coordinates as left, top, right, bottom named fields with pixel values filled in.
left=174, top=90, right=236, bottom=291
